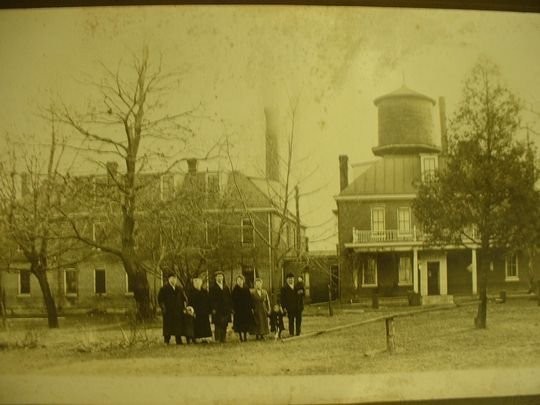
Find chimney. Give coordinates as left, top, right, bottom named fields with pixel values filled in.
left=339, top=155, right=349, bottom=192
left=106, top=161, right=118, bottom=184
left=439, top=97, right=448, bottom=154
left=187, top=158, right=198, bottom=174
left=264, top=107, right=280, bottom=182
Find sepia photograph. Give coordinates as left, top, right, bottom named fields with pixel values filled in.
left=0, top=1, right=539, bottom=404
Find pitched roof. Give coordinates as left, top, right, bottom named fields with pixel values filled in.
left=339, top=155, right=421, bottom=196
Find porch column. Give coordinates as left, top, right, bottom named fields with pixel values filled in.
left=471, top=248, right=477, bottom=295
left=413, top=248, right=419, bottom=293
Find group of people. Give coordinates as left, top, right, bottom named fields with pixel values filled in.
left=157, top=271, right=305, bottom=345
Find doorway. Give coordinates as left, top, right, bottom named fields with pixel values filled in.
left=427, top=261, right=440, bottom=296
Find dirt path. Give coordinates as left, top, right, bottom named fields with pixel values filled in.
left=1, top=368, right=539, bottom=404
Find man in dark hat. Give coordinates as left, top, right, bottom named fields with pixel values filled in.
left=209, top=270, right=233, bottom=343
left=157, top=272, right=186, bottom=345
left=280, top=272, right=303, bottom=336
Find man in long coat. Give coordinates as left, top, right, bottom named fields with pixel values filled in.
left=280, top=272, right=303, bottom=336
left=209, top=271, right=233, bottom=343
left=157, top=273, right=186, bottom=345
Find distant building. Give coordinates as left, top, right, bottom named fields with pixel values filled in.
left=335, top=86, right=539, bottom=304
left=1, top=110, right=306, bottom=315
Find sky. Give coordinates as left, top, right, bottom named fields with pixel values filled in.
left=1, top=5, right=539, bottom=250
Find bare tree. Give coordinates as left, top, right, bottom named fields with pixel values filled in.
left=52, top=47, right=199, bottom=320
left=226, top=100, right=308, bottom=300
left=0, top=123, right=85, bottom=328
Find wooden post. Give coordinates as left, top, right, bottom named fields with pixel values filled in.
left=385, top=317, right=395, bottom=354
left=328, top=283, right=334, bottom=317
left=537, top=281, right=540, bottom=306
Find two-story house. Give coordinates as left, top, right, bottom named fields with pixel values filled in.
left=335, top=85, right=538, bottom=304
left=1, top=109, right=306, bottom=315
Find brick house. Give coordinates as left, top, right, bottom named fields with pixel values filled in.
left=335, top=86, right=539, bottom=304
left=0, top=110, right=306, bottom=315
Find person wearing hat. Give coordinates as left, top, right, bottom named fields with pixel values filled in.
left=209, top=270, right=233, bottom=343
left=157, top=272, right=186, bottom=345
left=188, top=276, right=212, bottom=343
left=251, top=277, right=271, bottom=340
left=231, top=274, right=254, bottom=342
left=280, top=272, right=303, bottom=336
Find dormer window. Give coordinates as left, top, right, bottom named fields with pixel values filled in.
left=421, top=154, right=438, bottom=182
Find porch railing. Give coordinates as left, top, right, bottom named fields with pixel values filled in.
left=352, top=228, right=420, bottom=244
left=351, top=226, right=478, bottom=244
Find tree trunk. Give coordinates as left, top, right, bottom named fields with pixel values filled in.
left=34, top=267, right=59, bottom=328
left=475, top=249, right=489, bottom=329
left=123, top=258, right=153, bottom=321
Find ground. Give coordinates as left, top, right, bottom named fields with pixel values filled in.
left=1, top=299, right=539, bottom=403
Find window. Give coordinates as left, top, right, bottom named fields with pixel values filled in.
left=397, top=207, right=411, bottom=235
left=65, top=269, right=78, bottom=296
left=206, top=221, right=220, bottom=246
left=160, top=174, right=174, bottom=201
left=19, top=270, right=31, bottom=295
left=398, top=256, right=412, bottom=285
left=371, top=207, right=385, bottom=234
left=207, top=173, right=219, bottom=194
left=505, top=253, right=519, bottom=281
left=241, top=218, right=254, bottom=245
left=94, top=269, right=106, bottom=294
left=362, top=257, right=378, bottom=287
left=421, top=155, right=438, bottom=182
left=126, top=272, right=135, bottom=294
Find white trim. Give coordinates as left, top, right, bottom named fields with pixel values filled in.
left=371, top=206, right=385, bottom=234
left=17, top=269, right=31, bottom=297
left=397, top=207, right=412, bottom=236
left=125, top=272, right=134, bottom=296
left=398, top=255, right=413, bottom=286
left=420, top=154, right=439, bottom=181
left=94, top=268, right=107, bottom=295
left=335, top=194, right=416, bottom=202
left=471, top=249, right=478, bottom=294
left=362, top=256, right=378, bottom=287
left=505, top=253, right=519, bottom=282
left=64, top=268, right=78, bottom=297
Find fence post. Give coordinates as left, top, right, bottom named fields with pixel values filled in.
left=385, top=317, right=395, bottom=354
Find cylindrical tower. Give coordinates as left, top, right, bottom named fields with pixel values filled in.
left=372, top=86, right=440, bottom=156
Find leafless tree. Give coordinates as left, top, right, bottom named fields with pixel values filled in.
left=226, top=99, right=309, bottom=300
left=0, top=122, right=87, bottom=328
left=51, top=47, right=201, bottom=320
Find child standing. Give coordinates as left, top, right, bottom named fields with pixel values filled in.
left=183, top=306, right=196, bottom=344
left=269, top=304, right=285, bottom=340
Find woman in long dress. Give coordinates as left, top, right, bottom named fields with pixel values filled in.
left=188, top=277, right=212, bottom=343
left=231, top=275, right=254, bottom=342
left=251, top=277, right=271, bottom=340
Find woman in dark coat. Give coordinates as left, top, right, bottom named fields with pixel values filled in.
left=157, top=273, right=185, bottom=345
left=231, top=275, right=254, bottom=342
left=209, top=271, right=233, bottom=343
left=251, top=277, right=271, bottom=340
left=188, top=277, right=212, bottom=342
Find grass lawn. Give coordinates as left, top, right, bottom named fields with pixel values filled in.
left=0, top=299, right=539, bottom=376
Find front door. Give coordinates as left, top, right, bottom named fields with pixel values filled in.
left=427, top=261, right=440, bottom=296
